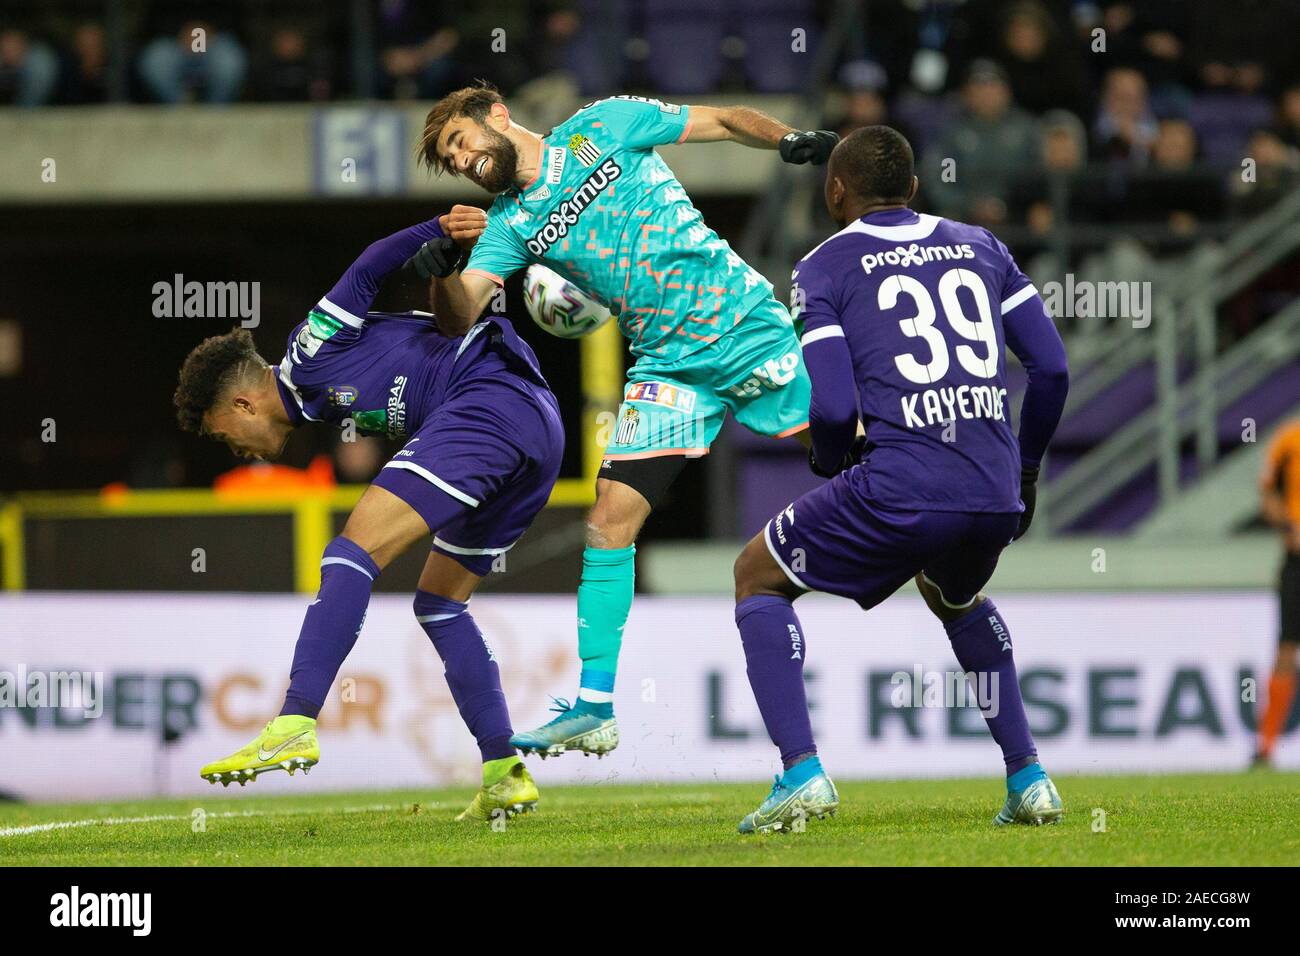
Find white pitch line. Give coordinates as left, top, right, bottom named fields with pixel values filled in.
left=0, top=802, right=414, bottom=838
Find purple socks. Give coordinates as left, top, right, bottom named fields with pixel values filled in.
left=944, top=598, right=1038, bottom=773
left=276, top=534, right=514, bottom=762
left=737, top=591, right=1038, bottom=778
left=736, top=594, right=817, bottom=768
left=281, top=536, right=379, bottom=719
left=414, top=590, right=515, bottom=762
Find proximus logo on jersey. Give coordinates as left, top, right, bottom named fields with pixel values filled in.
left=861, top=243, right=974, bottom=276
left=525, top=158, right=621, bottom=256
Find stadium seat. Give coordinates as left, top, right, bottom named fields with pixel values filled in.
left=737, top=0, right=816, bottom=93
left=643, top=0, right=726, bottom=94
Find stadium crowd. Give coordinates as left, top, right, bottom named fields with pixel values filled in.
left=4, top=1, right=1298, bottom=233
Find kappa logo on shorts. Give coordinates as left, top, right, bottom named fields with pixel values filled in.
left=615, top=406, right=640, bottom=445
left=729, top=352, right=801, bottom=399
left=625, top=381, right=697, bottom=414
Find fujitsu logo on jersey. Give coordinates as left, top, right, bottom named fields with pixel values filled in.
left=861, top=242, right=974, bottom=276
left=525, top=158, right=621, bottom=256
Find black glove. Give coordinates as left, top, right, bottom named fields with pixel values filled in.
left=403, top=235, right=466, bottom=280
left=1014, top=465, right=1039, bottom=540
left=779, top=130, right=839, bottom=165
left=808, top=434, right=867, bottom=479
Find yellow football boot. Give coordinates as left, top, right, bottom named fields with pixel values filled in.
left=456, top=758, right=539, bottom=822
left=200, top=715, right=319, bottom=787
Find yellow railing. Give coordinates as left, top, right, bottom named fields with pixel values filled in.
left=0, top=323, right=624, bottom=593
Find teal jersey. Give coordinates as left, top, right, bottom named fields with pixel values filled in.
left=463, top=96, right=777, bottom=360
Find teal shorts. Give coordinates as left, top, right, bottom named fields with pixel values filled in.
left=603, top=298, right=810, bottom=460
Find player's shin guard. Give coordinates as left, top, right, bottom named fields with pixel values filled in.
left=736, top=594, right=816, bottom=768
left=280, top=536, right=379, bottom=719
left=944, top=599, right=1037, bottom=773
left=415, top=590, right=515, bottom=762
left=575, top=545, right=635, bottom=717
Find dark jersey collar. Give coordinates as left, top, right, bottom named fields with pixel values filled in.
left=859, top=207, right=919, bottom=227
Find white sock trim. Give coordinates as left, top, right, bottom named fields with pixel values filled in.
left=920, top=572, right=979, bottom=610
left=320, top=556, right=374, bottom=580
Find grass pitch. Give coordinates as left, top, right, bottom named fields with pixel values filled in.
left=2, top=772, right=1296, bottom=866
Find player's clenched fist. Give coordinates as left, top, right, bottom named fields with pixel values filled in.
left=403, top=235, right=464, bottom=279
left=779, top=130, right=839, bottom=165
left=439, top=204, right=487, bottom=249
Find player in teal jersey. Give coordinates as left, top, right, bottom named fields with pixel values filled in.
left=413, top=83, right=837, bottom=758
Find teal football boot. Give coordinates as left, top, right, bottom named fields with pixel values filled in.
left=738, top=757, right=839, bottom=834
left=994, top=762, right=1064, bottom=826
left=510, top=697, right=619, bottom=759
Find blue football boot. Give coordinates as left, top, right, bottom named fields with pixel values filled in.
left=738, top=757, right=839, bottom=834
left=510, top=697, right=619, bottom=759
left=994, top=762, right=1064, bottom=826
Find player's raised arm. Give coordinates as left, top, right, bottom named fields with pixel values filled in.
left=427, top=270, right=496, bottom=336
left=683, top=105, right=839, bottom=164
left=324, top=217, right=447, bottom=324
left=409, top=201, right=528, bottom=337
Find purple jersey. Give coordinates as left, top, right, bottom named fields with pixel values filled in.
left=275, top=219, right=548, bottom=439
left=794, top=208, right=1068, bottom=513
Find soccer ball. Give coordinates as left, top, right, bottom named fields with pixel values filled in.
left=522, top=264, right=613, bottom=340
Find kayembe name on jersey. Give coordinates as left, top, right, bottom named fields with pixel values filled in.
left=901, top=383, right=1009, bottom=430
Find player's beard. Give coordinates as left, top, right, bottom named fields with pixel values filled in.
left=472, top=128, right=519, bottom=193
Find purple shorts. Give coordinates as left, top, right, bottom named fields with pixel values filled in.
left=371, top=376, right=563, bottom=575
left=763, top=466, right=1020, bottom=610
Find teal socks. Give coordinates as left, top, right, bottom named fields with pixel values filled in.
left=575, top=545, right=635, bottom=717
